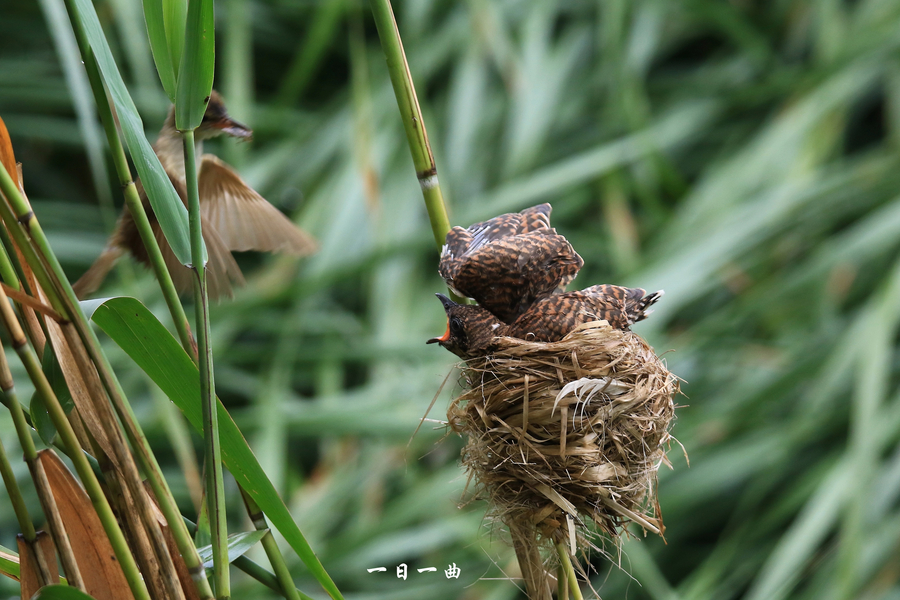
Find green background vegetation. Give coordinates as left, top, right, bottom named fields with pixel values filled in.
left=1, top=0, right=900, bottom=598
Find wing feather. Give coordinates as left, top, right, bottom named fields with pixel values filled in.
left=151, top=217, right=245, bottom=301
left=199, top=155, right=317, bottom=255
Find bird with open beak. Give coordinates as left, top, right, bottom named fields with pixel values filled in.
left=426, top=293, right=504, bottom=359
left=427, top=285, right=665, bottom=358
left=73, top=90, right=317, bottom=300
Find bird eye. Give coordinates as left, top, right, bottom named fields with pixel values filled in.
left=449, top=318, right=463, bottom=335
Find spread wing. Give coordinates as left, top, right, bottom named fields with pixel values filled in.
left=198, top=155, right=317, bottom=255
left=438, top=204, right=560, bottom=301
left=438, top=226, right=473, bottom=286
left=519, top=203, right=552, bottom=231
left=462, top=204, right=555, bottom=257
left=155, top=174, right=246, bottom=300
left=579, top=285, right=663, bottom=325
left=451, top=231, right=583, bottom=323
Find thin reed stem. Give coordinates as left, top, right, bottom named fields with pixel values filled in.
left=240, top=488, right=302, bottom=600
left=556, top=543, right=584, bottom=600
left=184, top=130, right=229, bottom=599
left=2, top=106, right=215, bottom=599
left=81, top=49, right=197, bottom=358
left=0, top=287, right=151, bottom=600
left=367, top=0, right=451, bottom=251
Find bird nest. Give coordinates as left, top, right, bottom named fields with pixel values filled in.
left=447, top=320, right=678, bottom=558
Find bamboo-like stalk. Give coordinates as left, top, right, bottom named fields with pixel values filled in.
left=81, top=49, right=197, bottom=358
left=0, top=192, right=67, bottom=320
left=0, top=233, right=20, bottom=293
left=29, top=452, right=86, bottom=591
left=0, top=427, right=35, bottom=543
left=0, top=225, right=49, bottom=353
left=0, top=349, right=58, bottom=588
left=0, top=136, right=215, bottom=600
left=181, top=514, right=314, bottom=600
left=555, top=543, right=584, bottom=600
left=0, top=287, right=151, bottom=600
left=367, top=0, right=451, bottom=251
left=557, top=563, right=568, bottom=600
left=183, top=130, right=229, bottom=599
left=240, top=488, right=302, bottom=600
left=0, top=160, right=188, bottom=598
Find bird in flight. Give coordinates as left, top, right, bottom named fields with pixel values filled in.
left=74, top=91, right=317, bottom=300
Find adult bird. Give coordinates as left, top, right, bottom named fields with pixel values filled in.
left=74, top=91, right=317, bottom=300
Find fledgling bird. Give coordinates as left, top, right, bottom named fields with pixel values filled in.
left=506, top=285, right=664, bottom=341
left=427, top=286, right=664, bottom=358
left=426, top=293, right=504, bottom=358
left=73, top=91, right=317, bottom=300
left=438, top=204, right=583, bottom=323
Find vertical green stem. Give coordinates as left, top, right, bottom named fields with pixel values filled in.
left=183, top=130, right=229, bottom=599
left=71, top=14, right=196, bottom=358
left=182, top=515, right=314, bottom=600
left=368, top=0, right=451, bottom=250
left=555, top=543, right=584, bottom=600
left=0, top=342, right=37, bottom=543
left=0, top=432, right=34, bottom=540
left=557, top=562, right=568, bottom=600
left=0, top=361, right=60, bottom=588
left=1, top=124, right=215, bottom=599
left=0, top=177, right=67, bottom=319
left=240, top=488, right=302, bottom=600
left=0, top=290, right=151, bottom=600
left=0, top=233, right=21, bottom=293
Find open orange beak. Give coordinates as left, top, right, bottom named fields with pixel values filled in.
left=426, top=321, right=451, bottom=345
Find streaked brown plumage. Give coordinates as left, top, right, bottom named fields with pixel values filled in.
left=507, top=285, right=664, bottom=341
left=73, top=90, right=317, bottom=300
left=438, top=203, right=583, bottom=323
left=426, top=293, right=504, bottom=358
left=427, top=286, right=664, bottom=357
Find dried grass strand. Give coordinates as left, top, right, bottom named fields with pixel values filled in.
left=448, top=320, right=678, bottom=586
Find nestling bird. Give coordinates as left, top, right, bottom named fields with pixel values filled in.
left=73, top=91, right=317, bottom=300
left=506, top=285, right=664, bottom=341
left=426, top=293, right=504, bottom=358
left=438, top=204, right=583, bottom=323
left=427, top=286, right=664, bottom=358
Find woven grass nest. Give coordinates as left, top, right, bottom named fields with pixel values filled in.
left=447, top=320, right=678, bottom=594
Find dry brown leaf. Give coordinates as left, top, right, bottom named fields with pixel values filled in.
left=0, top=116, right=16, bottom=180
left=144, top=482, right=204, bottom=600
left=38, top=449, right=136, bottom=600
left=43, top=318, right=117, bottom=465
left=17, top=530, right=59, bottom=598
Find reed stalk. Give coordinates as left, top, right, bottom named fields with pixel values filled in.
left=183, top=130, right=229, bottom=598
left=367, top=0, right=451, bottom=251
left=0, top=128, right=216, bottom=599
left=240, top=488, right=302, bottom=600
left=0, top=283, right=150, bottom=600
left=556, top=543, right=584, bottom=600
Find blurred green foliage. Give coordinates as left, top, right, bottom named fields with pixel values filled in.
left=1, top=0, right=900, bottom=599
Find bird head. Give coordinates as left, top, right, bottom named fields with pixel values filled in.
left=426, top=293, right=503, bottom=358
left=197, top=90, right=253, bottom=140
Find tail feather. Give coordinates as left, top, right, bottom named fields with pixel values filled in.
left=73, top=247, right=124, bottom=299
left=629, top=289, right=664, bottom=325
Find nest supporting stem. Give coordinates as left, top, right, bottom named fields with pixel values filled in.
left=556, top=543, right=584, bottom=600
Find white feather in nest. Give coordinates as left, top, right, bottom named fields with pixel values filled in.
left=552, top=376, right=630, bottom=416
